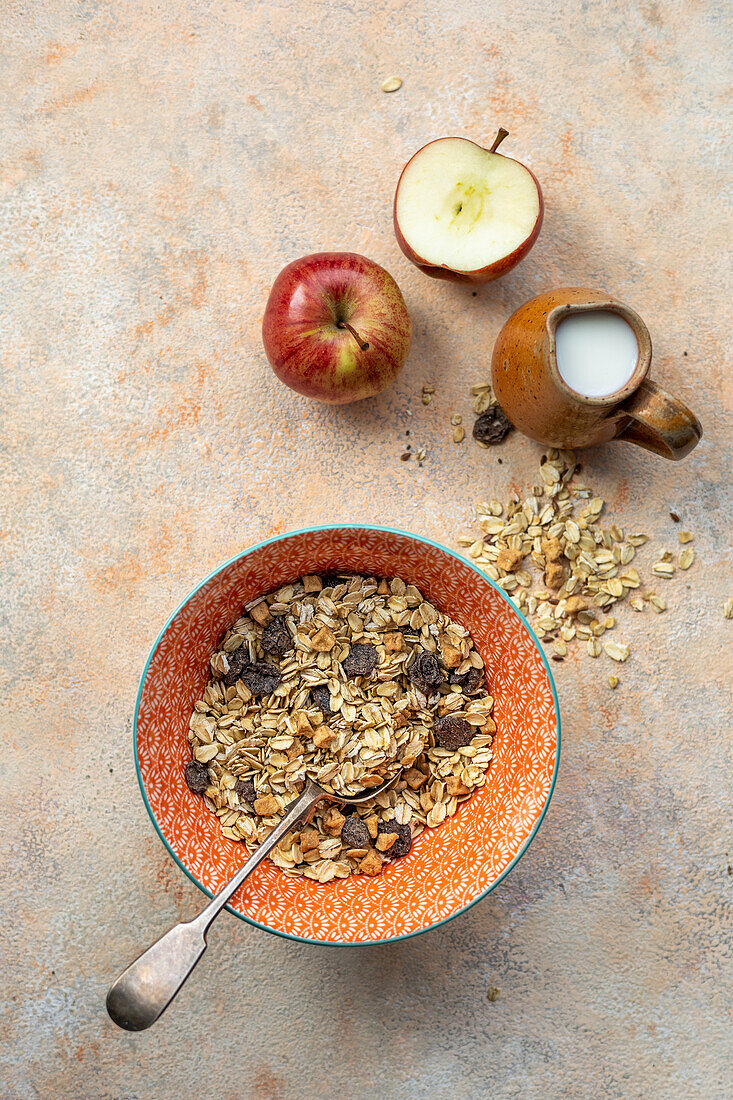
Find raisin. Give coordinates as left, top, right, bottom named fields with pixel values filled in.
left=398, top=624, right=419, bottom=641
left=472, top=405, right=513, bottom=445
left=241, top=662, right=282, bottom=696
left=340, top=815, right=371, bottom=849
left=311, top=685, right=332, bottom=714
left=376, top=820, right=412, bottom=859
left=451, top=666, right=485, bottom=695
left=184, top=761, right=209, bottom=794
left=234, top=778, right=256, bottom=804
left=223, top=647, right=249, bottom=687
left=321, top=574, right=345, bottom=591
left=261, top=615, right=292, bottom=657
left=342, top=643, right=378, bottom=679
left=432, top=715, right=474, bottom=750
left=409, top=651, right=442, bottom=694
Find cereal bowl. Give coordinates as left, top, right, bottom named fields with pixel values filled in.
left=135, top=525, right=560, bottom=945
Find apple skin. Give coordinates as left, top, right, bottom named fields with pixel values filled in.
left=262, top=252, right=412, bottom=404
left=393, top=137, right=544, bottom=284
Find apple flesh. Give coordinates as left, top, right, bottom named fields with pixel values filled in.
left=262, top=252, right=412, bottom=404
left=393, top=130, right=543, bottom=283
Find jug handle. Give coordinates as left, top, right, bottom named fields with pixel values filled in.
left=615, top=379, right=702, bottom=461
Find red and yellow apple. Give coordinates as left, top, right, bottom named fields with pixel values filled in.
left=393, top=129, right=543, bottom=283
left=262, top=252, right=412, bottom=403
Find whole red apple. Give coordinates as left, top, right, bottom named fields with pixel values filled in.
left=262, top=252, right=412, bottom=404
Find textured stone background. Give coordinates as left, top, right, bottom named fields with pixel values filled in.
left=1, top=1, right=731, bottom=1097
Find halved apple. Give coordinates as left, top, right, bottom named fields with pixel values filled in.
left=393, top=129, right=543, bottom=283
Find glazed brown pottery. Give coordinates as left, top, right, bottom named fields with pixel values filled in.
left=491, top=288, right=702, bottom=460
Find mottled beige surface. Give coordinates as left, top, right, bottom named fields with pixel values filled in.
left=1, top=1, right=732, bottom=1097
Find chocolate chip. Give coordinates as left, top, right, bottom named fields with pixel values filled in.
left=473, top=405, right=512, bottom=445
left=408, top=651, right=442, bottom=694
left=432, top=715, right=473, bottom=750
left=376, top=820, right=412, bottom=858
left=341, top=815, right=371, bottom=849
left=670, top=511, right=680, bottom=523
left=451, top=666, right=485, bottom=695
left=261, top=615, right=292, bottom=657
left=342, top=643, right=378, bottom=679
left=223, top=648, right=249, bottom=687
left=240, top=662, right=281, bottom=696
left=311, top=685, right=332, bottom=714
left=234, top=778, right=256, bottom=804
left=184, top=761, right=209, bottom=794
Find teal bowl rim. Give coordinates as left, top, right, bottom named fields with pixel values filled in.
left=134, top=522, right=561, bottom=947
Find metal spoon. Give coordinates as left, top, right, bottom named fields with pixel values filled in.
left=106, top=774, right=396, bottom=1031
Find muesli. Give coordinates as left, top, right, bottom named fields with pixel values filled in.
left=184, top=574, right=495, bottom=881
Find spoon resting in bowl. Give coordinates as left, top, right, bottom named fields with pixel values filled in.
left=106, top=772, right=399, bottom=1031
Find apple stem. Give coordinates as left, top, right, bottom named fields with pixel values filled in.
left=337, top=321, right=370, bottom=351
left=489, top=127, right=509, bottom=154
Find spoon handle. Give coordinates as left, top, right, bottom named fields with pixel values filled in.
left=106, top=780, right=323, bottom=1031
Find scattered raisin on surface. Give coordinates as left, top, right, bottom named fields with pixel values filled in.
left=408, top=651, right=442, bottom=694
left=451, top=665, right=485, bottom=695
left=234, top=778, right=256, bottom=804
left=342, top=643, right=378, bottom=679
left=240, top=662, right=282, bottom=696
left=311, top=685, right=332, bottom=713
left=376, top=820, right=412, bottom=858
left=432, top=715, right=474, bottom=750
left=473, top=405, right=513, bottom=445
left=340, top=815, right=372, bottom=849
left=261, top=615, right=292, bottom=657
left=223, top=647, right=250, bottom=687
left=184, top=761, right=209, bottom=794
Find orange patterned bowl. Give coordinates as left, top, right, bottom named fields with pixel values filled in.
left=135, top=525, right=560, bottom=945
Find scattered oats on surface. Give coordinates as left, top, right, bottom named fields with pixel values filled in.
left=380, top=76, right=402, bottom=92
left=603, top=640, right=630, bottom=662
left=724, top=598, right=733, bottom=620
left=678, top=548, right=695, bottom=570
left=608, top=675, right=619, bottom=689
left=453, top=426, right=466, bottom=443
left=186, top=573, right=494, bottom=880
left=458, top=446, right=695, bottom=669
left=678, top=531, right=694, bottom=544
left=473, top=389, right=494, bottom=413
